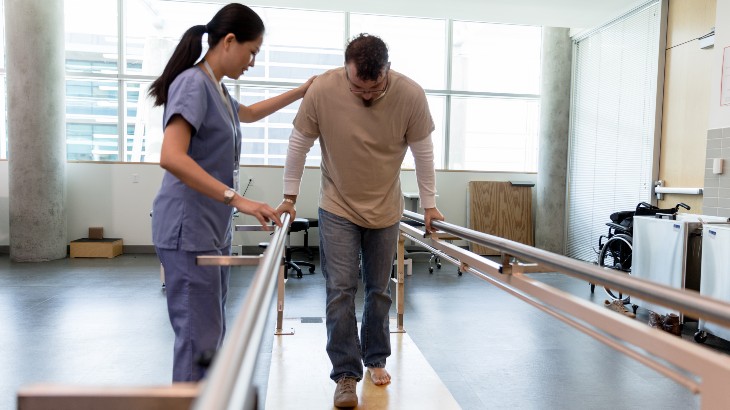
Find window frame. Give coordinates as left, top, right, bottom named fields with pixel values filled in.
left=51, top=1, right=543, bottom=172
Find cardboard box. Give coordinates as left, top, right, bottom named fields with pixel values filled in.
left=70, top=238, right=123, bottom=258
left=88, top=227, right=104, bottom=239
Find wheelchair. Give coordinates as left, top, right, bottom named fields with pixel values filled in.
left=590, top=201, right=690, bottom=304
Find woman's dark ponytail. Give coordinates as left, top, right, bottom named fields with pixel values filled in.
left=148, top=25, right=206, bottom=106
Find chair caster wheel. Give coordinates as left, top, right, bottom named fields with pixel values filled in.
left=428, top=267, right=434, bottom=274
left=694, top=330, right=708, bottom=343
left=308, top=266, right=315, bottom=273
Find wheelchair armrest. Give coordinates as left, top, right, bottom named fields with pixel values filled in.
left=605, top=222, right=630, bottom=234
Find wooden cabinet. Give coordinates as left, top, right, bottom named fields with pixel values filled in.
left=467, top=181, right=533, bottom=256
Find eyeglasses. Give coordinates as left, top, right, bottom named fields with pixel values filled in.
left=346, top=72, right=388, bottom=95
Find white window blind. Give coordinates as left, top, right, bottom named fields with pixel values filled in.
left=566, top=1, right=664, bottom=262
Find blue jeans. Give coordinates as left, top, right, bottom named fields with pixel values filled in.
left=318, top=208, right=399, bottom=382
left=156, top=245, right=230, bottom=382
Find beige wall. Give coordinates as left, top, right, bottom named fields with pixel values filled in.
left=0, top=160, right=536, bottom=248
left=702, top=0, right=730, bottom=217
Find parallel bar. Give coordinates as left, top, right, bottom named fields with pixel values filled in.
left=275, top=264, right=293, bottom=335
left=401, top=211, right=730, bottom=409
left=393, top=233, right=406, bottom=332
left=17, top=383, right=198, bottom=410
left=509, top=262, right=548, bottom=274
left=462, top=262, right=702, bottom=392
left=192, top=213, right=292, bottom=410
left=405, top=230, right=458, bottom=274
left=197, top=255, right=261, bottom=266
left=403, top=210, right=730, bottom=329
left=234, top=224, right=271, bottom=232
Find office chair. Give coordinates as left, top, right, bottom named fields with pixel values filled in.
left=289, top=217, right=317, bottom=261
left=399, top=220, right=461, bottom=276
left=285, top=218, right=316, bottom=278
left=260, top=217, right=316, bottom=279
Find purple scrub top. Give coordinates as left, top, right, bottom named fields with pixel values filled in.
left=151, top=67, right=242, bottom=251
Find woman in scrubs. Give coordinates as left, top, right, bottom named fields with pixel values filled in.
left=148, top=3, right=313, bottom=382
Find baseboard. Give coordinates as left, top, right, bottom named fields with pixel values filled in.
left=123, top=245, right=158, bottom=254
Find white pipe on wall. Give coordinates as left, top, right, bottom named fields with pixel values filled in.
left=654, top=187, right=703, bottom=195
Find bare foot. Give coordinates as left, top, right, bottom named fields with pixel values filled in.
left=367, top=367, right=391, bottom=385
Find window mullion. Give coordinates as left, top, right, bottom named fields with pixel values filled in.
left=444, top=19, right=454, bottom=170
left=117, top=0, right=125, bottom=161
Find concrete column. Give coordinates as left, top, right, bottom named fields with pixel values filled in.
left=6, top=0, right=67, bottom=261
left=536, top=27, right=572, bottom=255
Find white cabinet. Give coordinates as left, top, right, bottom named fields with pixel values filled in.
left=698, top=224, right=730, bottom=340
left=631, top=214, right=726, bottom=320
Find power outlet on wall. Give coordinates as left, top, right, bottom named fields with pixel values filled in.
left=132, top=173, right=139, bottom=183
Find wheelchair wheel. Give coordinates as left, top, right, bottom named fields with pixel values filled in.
left=597, top=233, right=632, bottom=304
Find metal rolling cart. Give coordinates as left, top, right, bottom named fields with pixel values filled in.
left=631, top=213, right=728, bottom=321
left=695, top=223, right=730, bottom=343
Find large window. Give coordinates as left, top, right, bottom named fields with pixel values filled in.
left=450, top=97, right=539, bottom=172
left=9, top=1, right=542, bottom=171
left=350, top=14, right=447, bottom=90
left=64, top=0, right=120, bottom=161
left=350, top=14, right=448, bottom=169
left=450, top=21, right=542, bottom=172
left=241, top=7, right=344, bottom=166
left=65, top=79, right=119, bottom=161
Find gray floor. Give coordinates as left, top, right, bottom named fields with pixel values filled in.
left=2, top=252, right=729, bottom=410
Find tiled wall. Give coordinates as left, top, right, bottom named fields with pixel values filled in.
left=703, top=127, right=730, bottom=217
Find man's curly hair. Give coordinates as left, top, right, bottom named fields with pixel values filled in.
left=345, top=33, right=389, bottom=81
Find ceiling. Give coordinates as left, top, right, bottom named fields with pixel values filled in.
left=252, top=0, right=651, bottom=29
left=453, top=0, right=651, bottom=28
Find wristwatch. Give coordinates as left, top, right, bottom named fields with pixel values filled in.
left=223, top=188, right=236, bottom=205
